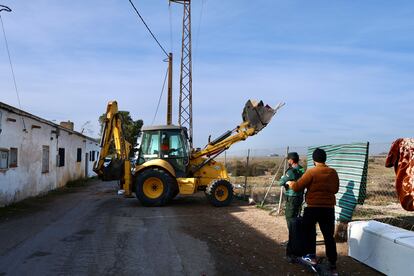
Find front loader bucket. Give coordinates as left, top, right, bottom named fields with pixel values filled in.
left=242, top=100, right=284, bottom=134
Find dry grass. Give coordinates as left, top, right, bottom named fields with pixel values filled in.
left=226, top=156, right=414, bottom=229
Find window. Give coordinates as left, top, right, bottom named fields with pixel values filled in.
left=0, top=149, right=8, bottom=169
left=77, top=148, right=82, bottom=162
left=88, top=150, right=97, bottom=162
left=9, top=148, right=17, bottom=167
left=166, top=132, right=186, bottom=158
left=140, top=131, right=160, bottom=159
left=58, top=148, right=65, bottom=167
left=161, top=130, right=188, bottom=175
left=42, top=146, right=49, bottom=173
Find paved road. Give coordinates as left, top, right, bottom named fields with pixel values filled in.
left=0, top=180, right=222, bottom=276
left=0, top=180, right=380, bottom=276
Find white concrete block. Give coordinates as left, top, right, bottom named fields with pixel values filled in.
left=348, top=220, right=414, bottom=276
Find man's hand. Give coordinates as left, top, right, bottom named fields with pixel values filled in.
left=286, top=181, right=294, bottom=189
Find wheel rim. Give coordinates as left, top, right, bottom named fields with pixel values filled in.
left=143, top=177, right=164, bottom=199
left=215, top=185, right=229, bottom=202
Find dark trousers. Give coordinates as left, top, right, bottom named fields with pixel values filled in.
left=285, top=195, right=303, bottom=256
left=303, top=207, right=337, bottom=265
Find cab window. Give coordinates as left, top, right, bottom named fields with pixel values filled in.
left=160, top=130, right=188, bottom=176
left=140, top=131, right=160, bottom=159
left=161, top=131, right=186, bottom=159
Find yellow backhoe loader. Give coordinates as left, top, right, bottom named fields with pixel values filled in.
left=93, top=100, right=283, bottom=207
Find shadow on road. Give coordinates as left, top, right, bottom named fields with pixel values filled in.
left=166, top=194, right=380, bottom=275
left=169, top=194, right=305, bottom=275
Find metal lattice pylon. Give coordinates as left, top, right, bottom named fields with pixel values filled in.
left=170, top=0, right=193, bottom=147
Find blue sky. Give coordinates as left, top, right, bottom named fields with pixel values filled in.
left=0, top=1, right=413, bottom=153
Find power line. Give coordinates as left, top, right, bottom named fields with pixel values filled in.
left=0, top=8, right=27, bottom=131
left=151, top=65, right=169, bottom=125
left=0, top=5, right=12, bottom=13
left=194, top=0, right=206, bottom=61
left=0, top=14, right=20, bottom=107
left=128, top=0, right=169, bottom=58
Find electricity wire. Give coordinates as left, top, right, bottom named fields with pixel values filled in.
left=128, top=0, right=169, bottom=58
left=194, top=0, right=206, bottom=60
left=151, top=66, right=169, bottom=125
left=0, top=11, right=27, bottom=131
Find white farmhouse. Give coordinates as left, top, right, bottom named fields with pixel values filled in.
left=0, top=101, right=100, bottom=206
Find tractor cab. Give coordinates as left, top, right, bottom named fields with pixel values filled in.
left=135, top=125, right=190, bottom=177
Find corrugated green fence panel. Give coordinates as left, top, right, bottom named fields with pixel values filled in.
left=307, top=142, right=369, bottom=222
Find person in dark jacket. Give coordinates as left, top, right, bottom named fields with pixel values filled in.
left=288, top=148, right=339, bottom=276
left=279, top=152, right=305, bottom=261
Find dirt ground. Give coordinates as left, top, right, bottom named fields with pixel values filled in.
left=172, top=196, right=382, bottom=276
left=0, top=180, right=382, bottom=275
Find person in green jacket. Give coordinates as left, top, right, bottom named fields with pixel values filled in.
left=279, top=152, right=305, bottom=262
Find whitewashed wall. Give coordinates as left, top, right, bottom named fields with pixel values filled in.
left=0, top=103, right=100, bottom=206
left=85, top=140, right=100, bottom=178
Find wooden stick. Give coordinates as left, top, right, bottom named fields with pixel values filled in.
left=260, top=156, right=286, bottom=207
left=276, top=146, right=289, bottom=214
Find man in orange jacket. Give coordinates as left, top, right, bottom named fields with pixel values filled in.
left=288, top=148, right=339, bottom=275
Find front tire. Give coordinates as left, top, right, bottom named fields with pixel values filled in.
left=135, top=168, right=174, bottom=206
left=205, top=179, right=234, bottom=207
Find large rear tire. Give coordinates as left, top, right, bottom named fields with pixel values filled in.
left=135, top=168, right=174, bottom=206
left=205, top=179, right=234, bottom=207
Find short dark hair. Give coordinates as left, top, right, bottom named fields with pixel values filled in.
left=312, top=148, right=327, bottom=163
left=287, top=152, right=299, bottom=163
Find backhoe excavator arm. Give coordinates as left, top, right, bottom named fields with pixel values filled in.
left=93, top=101, right=133, bottom=195
left=191, top=100, right=285, bottom=161
left=191, top=122, right=255, bottom=159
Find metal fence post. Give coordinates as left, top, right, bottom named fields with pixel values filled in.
left=243, top=149, right=250, bottom=199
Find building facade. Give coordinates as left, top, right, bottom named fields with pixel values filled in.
left=0, top=102, right=100, bottom=206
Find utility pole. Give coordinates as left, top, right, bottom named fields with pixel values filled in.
left=167, top=53, right=173, bottom=125
left=169, top=0, right=193, bottom=147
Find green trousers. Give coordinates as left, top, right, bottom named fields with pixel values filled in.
left=285, top=195, right=303, bottom=256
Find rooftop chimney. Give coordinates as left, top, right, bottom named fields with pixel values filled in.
left=60, top=121, right=74, bottom=131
